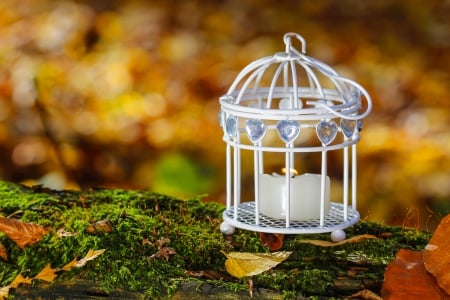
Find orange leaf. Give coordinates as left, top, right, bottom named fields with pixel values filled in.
left=0, top=217, right=48, bottom=249
left=423, top=214, right=450, bottom=295
left=0, top=242, right=7, bottom=261
left=381, top=249, right=448, bottom=299
left=34, top=263, right=57, bottom=282
left=61, top=258, right=78, bottom=271
left=9, top=274, right=32, bottom=288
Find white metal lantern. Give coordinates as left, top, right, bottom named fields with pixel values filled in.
left=219, top=33, right=372, bottom=239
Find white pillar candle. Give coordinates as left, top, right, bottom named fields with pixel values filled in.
left=259, top=173, right=330, bottom=221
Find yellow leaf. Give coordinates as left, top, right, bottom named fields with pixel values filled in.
left=299, top=234, right=377, bottom=247
left=0, top=216, right=49, bottom=249
left=0, top=286, right=10, bottom=299
left=9, top=274, right=32, bottom=288
left=75, top=249, right=106, bottom=268
left=61, top=258, right=78, bottom=271
left=34, top=263, right=57, bottom=282
left=222, top=251, right=292, bottom=278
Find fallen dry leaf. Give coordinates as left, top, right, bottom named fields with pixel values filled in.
left=0, top=249, right=106, bottom=299
left=0, top=286, right=9, bottom=299
left=61, top=258, right=79, bottom=271
left=9, top=274, right=32, bottom=289
left=0, top=242, right=7, bottom=261
left=260, top=233, right=284, bottom=251
left=299, top=234, right=377, bottom=247
left=381, top=249, right=448, bottom=299
left=423, top=214, right=450, bottom=295
left=86, top=219, right=113, bottom=233
left=148, top=247, right=176, bottom=261
left=62, top=249, right=106, bottom=271
left=34, top=263, right=58, bottom=282
left=75, top=249, right=106, bottom=268
left=156, top=237, right=170, bottom=249
left=0, top=217, right=49, bottom=249
left=350, top=289, right=382, bottom=299
left=57, top=228, right=78, bottom=238
left=222, top=251, right=292, bottom=279
left=185, top=270, right=229, bottom=281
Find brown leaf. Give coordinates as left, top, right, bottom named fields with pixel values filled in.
left=0, top=242, right=7, bottom=261
left=185, top=270, right=229, bottom=281
left=148, top=247, right=176, bottom=261
left=299, top=234, right=377, bottom=247
left=34, top=263, right=57, bottom=282
left=86, top=219, right=113, bottom=233
left=0, top=217, right=49, bottom=249
left=156, top=237, right=170, bottom=249
left=381, top=249, right=448, bottom=299
left=57, top=228, right=78, bottom=238
left=260, top=233, right=284, bottom=251
left=423, top=214, right=450, bottom=295
left=9, top=274, right=32, bottom=289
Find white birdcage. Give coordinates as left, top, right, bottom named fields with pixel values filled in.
left=219, top=33, right=372, bottom=240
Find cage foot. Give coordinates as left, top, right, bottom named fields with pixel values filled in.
left=220, top=221, right=235, bottom=235
left=331, top=229, right=346, bottom=242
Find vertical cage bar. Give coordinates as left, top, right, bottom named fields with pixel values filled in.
left=289, top=144, right=295, bottom=168
left=320, top=150, right=327, bottom=227
left=233, top=146, right=239, bottom=219
left=285, top=151, right=291, bottom=228
left=343, top=146, right=349, bottom=220
left=253, top=149, right=260, bottom=225
left=226, top=144, right=232, bottom=210
left=352, top=144, right=357, bottom=210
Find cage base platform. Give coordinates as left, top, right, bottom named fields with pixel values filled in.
left=222, top=202, right=360, bottom=234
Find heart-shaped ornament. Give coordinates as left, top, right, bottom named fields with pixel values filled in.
left=340, top=119, right=356, bottom=138
left=276, top=120, right=301, bottom=143
left=225, top=117, right=238, bottom=139
left=245, top=119, right=266, bottom=142
left=357, top=119, right=363, bottom=132
left=316, top=120, right=338, bottom=145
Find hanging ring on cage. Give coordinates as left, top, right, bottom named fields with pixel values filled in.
left=283, top=32, right=306, bottom=54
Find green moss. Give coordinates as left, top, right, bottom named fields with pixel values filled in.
left=0, top=181, right=432, bottom=298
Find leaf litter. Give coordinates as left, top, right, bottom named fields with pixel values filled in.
left=0, top=216, right=48, bottom=249
left=0, top=249, right=105, bottom=299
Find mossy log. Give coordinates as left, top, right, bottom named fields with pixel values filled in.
left=0, top=181, right=431, bottom=299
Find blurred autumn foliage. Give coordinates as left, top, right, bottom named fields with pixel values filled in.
left=0, top=0, right=448, bottom=229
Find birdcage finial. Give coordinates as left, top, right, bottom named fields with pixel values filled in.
left=283, top=32, right=306, bottom=54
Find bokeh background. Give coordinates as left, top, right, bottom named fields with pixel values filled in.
left=0, top=0, right=448, bottom=230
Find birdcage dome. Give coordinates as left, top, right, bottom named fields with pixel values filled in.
left=220, top=33, right=372, bottom=152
